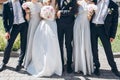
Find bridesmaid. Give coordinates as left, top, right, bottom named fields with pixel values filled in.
left=73, top=0, right=97, bottom=75
left=22, top=0, right=42, bottom=68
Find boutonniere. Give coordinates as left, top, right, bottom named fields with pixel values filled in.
left=64, top=1, right=68, bottom=6
left=64, top=1, right=67, bottom=5
left=108, top=8, right=114, bottom=14
left=66, top=0, right=71, bottom=3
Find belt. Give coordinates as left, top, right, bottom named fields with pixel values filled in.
left=93, top=23, right=104, bottom=27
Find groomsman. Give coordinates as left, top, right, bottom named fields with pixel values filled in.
left=90, top=0, right=120, bottom=77
left=56, top=0, right=77, bottom=73
left=0, top=0, right=28, bottom=71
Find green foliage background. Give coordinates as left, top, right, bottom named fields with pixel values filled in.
left=0, top=17, right=20, bottom=51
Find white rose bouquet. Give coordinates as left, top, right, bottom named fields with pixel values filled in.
left=22, top=2, right=31, bottom=21
left=87, top=4, right=97, bottom=12
left=40, top=6, right=55, bottom=21
left=87, top=4, right=97, bottom=21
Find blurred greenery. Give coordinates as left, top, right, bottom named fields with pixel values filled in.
left=98, top=24, right=120, bottom=52
left=0, top=17, right=20, bottom=51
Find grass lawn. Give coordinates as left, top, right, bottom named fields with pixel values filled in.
left=111, top=24, right=120, bottom=52
left=0, top=17, right=120, bottom=52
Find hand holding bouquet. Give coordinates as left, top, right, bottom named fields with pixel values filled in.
left=87, top=4, right=97, bottom=21
left=22, top=2, right=29, bottom=10
left=22, top=2, right=31, bottom=21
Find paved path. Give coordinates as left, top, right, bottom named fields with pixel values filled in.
left=0, top=46, right=120, bottom=80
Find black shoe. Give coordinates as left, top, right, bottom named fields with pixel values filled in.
left=67, top=66, right=73, bottom=73
left=112, top=69, right=120, bottom=77
left=0, top=63, right=6, bottom=72
left=15, top=65, right=22, bottom=71
left=94, top=68, right=100, bottom=76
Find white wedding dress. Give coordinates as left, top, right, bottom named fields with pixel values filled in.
left=73, top=0, right=94, bottom=75
left=26, top=18, right=62, bottom=77
left=23, top=2, right=41, bottom=68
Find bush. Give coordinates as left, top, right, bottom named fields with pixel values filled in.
left=0, top=17, right=20, bottom=51
left=0, top=35, right=6, bottom=51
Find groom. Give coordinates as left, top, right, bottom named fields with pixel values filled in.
left=56, top=0, right=77, bottom=73
left=90, top=0, right=120, bottom=77
left=0, top=0, right=28, bottom=71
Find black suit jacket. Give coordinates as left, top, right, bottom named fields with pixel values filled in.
left=56, top=0, right=78, bottom=24
left=2, top=0, right=27, bottom=32
left=92, top=0, right=119, bottom=38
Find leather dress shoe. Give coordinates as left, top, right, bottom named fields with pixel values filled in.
left=112, top=69, right=120, bottom=77
left=94, top=68, right=100, bottom=76
left=15, top=64, right=22, bottom=71
left=0, top=63, right=6, bottom=72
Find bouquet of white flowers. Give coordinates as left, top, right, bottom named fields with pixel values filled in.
left=40, top=6, right=55, bottom=21
left=87, top=4, right=97, bottom=21
left=87, top=4, right=97, bottom=12
left=22, top=2, right=31, bottom=21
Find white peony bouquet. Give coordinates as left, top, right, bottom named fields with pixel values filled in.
left=22, top=2, right=31, bottom=21
left=87, top=4, right=97, bottom=12
left=40, top=6, right=55, bottom=21
left=87, top=4, right=97, bottom=21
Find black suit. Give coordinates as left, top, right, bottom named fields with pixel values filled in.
left=56, top=0, right=77, bottom=68
left=90, top=0, right=119, bottom=71
left=2, top=0, right=28, bottom=65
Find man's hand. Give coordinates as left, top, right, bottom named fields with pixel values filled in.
left=110, top=38, right=114, bottom=42
left=5, top=32, right=10, bottom=40
left=57, top=10, right=61, bottom=19
left=87, top=10, right=94, bottom=21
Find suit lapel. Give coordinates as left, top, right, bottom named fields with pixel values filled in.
left=108, top=0, right=112, bottom=9
left=8, top=0, right=14, bottom=16
left=105, top=0, right=112, bottom=18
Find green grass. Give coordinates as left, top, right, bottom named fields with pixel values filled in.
left=111, top=24, right=120, bottom=52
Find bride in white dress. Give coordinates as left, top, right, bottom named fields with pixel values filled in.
left=73, top=0, right=97, bottom=75
left=25, top=0, right=62, bottom=77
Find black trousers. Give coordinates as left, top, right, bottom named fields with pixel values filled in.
left=57, top=21, right=74, bottom=68
left=3, top=22, right=28, bottom=65
left=90, top=23, right=117, bottom=70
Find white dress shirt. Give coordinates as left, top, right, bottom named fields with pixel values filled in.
left=12, top=0, right=25, bottom=24
left=92, top=0, right=109, bottom=24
